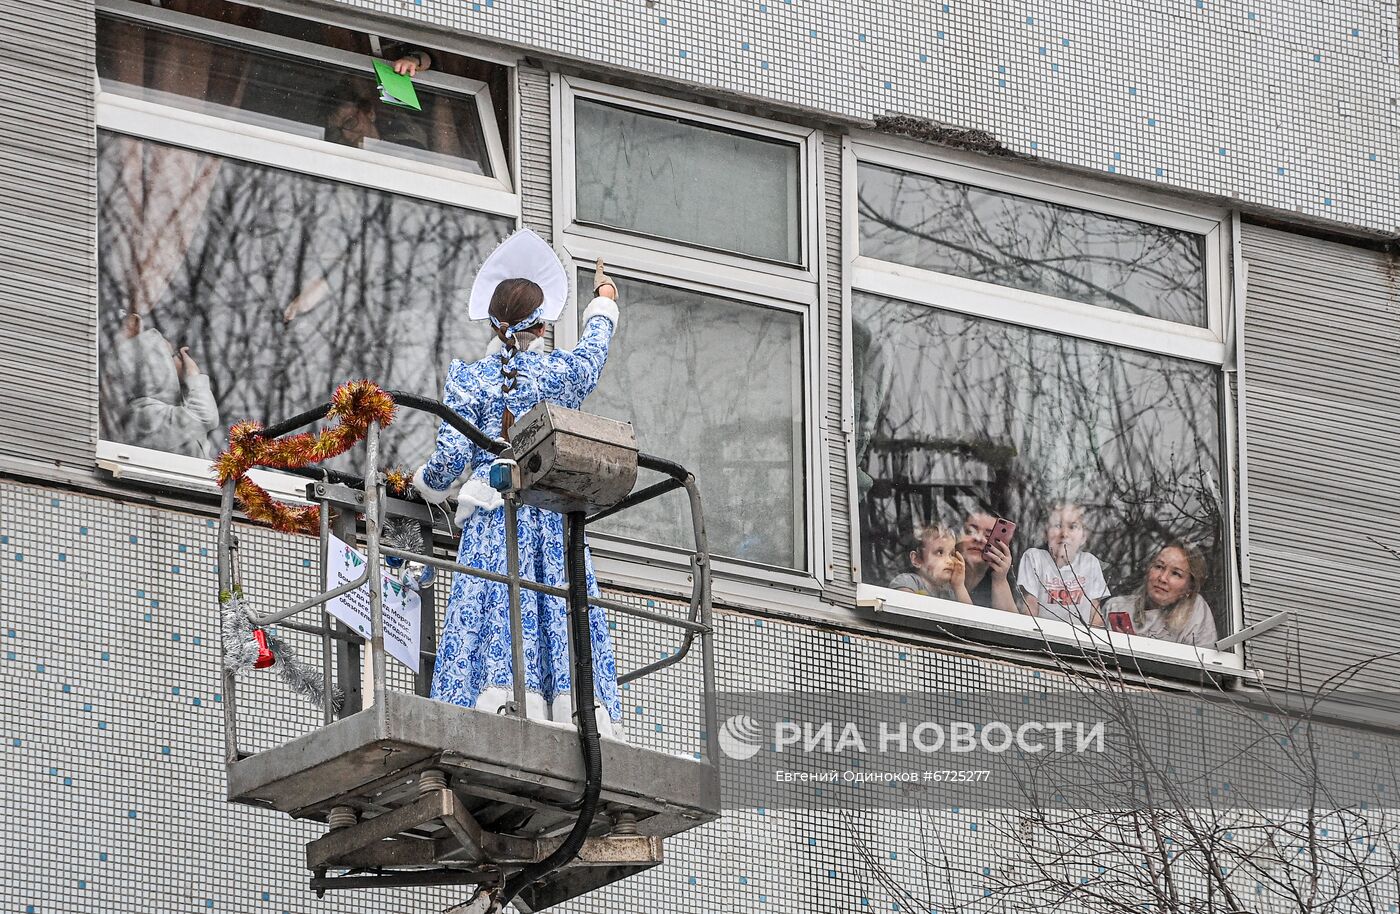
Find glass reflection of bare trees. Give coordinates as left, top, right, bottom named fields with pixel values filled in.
left=585, top=273, right=806, bottom=569
left=97, top=17, right=494, bottom=176
left=855, top=292, right=1225, bottom=629
left=97, top=132, right=510, bottom=471
left=857, top=163, right=1208, bottom=327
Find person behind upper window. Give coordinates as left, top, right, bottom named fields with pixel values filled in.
left=954, top=510, right=1018, bottom=613
left=320, top=31, right=432, bottom=150
left=1015, top=501, right=1110, bottom=628
left=323, top=40, right=428, bottom=147
left=889, top=522, right=966, bottom=601
left=1101, top=540, right=1218, bottom=647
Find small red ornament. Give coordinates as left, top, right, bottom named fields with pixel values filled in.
left=252, top=629, right=277, bottom=669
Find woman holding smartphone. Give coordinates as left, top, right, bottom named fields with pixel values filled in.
left=1101, top=541, right=1218, bottom=647
left=955, top=511, right=1019, bottom=613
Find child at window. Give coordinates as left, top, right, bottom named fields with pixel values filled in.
left=890, top=523, right=968, bottom=602
left=1015, top=501, right=1109, bottom=627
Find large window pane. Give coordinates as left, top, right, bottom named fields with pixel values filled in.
left=858, top=163, right=1208, bottom=326
left=574, top=99, right=801, bottom=264
left=854, top=291, right=1227, bottom=644
left=97, top=131, right=510, bottom=469
left=97, top=17, right=494, bottom=176
left=585, top=274, right=806, bottom=569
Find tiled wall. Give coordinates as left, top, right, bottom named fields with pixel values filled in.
left=331, top=0, right=1399, bottom=235
left=0, top=479, right=996, bottom=913
left=3, top=478, right=1396, bottom=913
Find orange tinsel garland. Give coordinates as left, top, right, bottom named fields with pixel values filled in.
left=214, top=380, right=398, bottom=535
left=384, top=468, right=412, bottom=497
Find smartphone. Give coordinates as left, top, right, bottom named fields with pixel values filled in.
left=1108, top=611, right=1135, bottom=635
left=985, top=517, right=1017, bottom=553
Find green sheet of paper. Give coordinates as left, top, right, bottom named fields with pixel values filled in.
left=373, top=59, right=422, bottom=111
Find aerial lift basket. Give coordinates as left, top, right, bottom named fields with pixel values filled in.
left=216, top=390, right=719, bottom=912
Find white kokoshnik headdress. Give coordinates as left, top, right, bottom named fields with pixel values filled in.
left=467, top=228, right=569, bottom=343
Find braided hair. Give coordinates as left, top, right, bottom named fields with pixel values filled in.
left=488, top=278, right=546, bottom=436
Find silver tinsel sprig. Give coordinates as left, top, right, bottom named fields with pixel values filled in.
left=383, top=516, right=433, bottom=589
left=220, top=587, right=343, bottom=711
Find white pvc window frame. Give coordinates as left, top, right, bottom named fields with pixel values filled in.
left=849, top=141, right=1229, bottom=362
left=97, top=0, right=514, bottom=201
left=94, top=0, right=521, bottom=493
left=557, top=76, right=821, bottom=290
left=553, top=74, right=825, bottom=590
left=843, top=133, right=1245, bottom=673
left=561, top=255, right=818, bottom=582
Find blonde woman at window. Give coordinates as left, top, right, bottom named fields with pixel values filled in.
left=412, top=231, right=625, bottom=736
left=890, top=523, right=967, bottom=602
left=1101, top=541, right=1218, bottom=647
left=955, top=511, right=1018, bottom=613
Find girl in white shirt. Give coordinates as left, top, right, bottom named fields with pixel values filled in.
left=1015, top=502, right=1109, bottom=628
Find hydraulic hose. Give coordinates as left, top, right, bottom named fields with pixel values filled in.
left=500, top=511, right=603, bottom=907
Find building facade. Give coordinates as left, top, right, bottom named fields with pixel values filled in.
left=3, top=0, right=1398, bottom=911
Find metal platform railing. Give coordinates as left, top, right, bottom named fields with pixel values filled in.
left=215, top=393, right=719, bottom=771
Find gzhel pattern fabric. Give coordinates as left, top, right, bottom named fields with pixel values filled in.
left=417, top=312, right=622, bottom=722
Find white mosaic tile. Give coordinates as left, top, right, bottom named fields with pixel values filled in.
left=326, top=0, right=1397, bottom=233
left=4, top=479, right=1399, bottom=913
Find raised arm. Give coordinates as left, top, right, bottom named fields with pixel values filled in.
left=551, top=264, right=620, bottom=402
left=176, top=348, right=220, bottom=432
left=555, top=296, right=619, bottom=399
left=984, top=542, right=1019, bottom=614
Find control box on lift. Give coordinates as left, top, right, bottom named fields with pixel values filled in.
left=502, top=402, right=638, bottom=514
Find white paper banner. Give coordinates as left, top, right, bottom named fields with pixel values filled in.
left=325, top=533, right=422, bottom=674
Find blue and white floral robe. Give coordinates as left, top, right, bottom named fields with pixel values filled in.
left=413, top=299, right=622, bottom=732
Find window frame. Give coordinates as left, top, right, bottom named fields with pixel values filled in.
left=98, top=0, right=513, bottom=197
left=553, top=74, right=827, bottom=593
left=93, top=0, right=522, bottom=493
left=842, top=133, right=1245, bottom=673
left=557, top=76, right=822, bottom=288
left=849, top=141, right=1229, bottom=362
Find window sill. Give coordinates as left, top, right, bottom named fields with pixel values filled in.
left=97, top=91, right=519, bottom=215
left=96, top=440, right=312, bottom=504
left=70, top=448, right=1257, bottom=689
left=857, top=583, right=1248, bottom=678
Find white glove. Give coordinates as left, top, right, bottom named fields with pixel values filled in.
left=454, top=478, right=503, bottom=527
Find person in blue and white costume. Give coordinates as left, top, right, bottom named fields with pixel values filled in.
left=412, top=228, right=624, bottom=737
